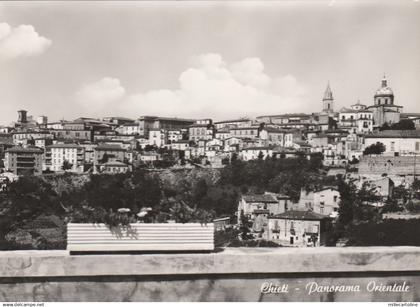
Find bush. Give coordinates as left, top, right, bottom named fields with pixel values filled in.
left=346, top=220, right=420, bottom=246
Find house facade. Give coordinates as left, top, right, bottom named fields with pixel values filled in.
left=297, top=187, right=341, bottom=217
left=4, top=146, right=43, bottom=176
left=267, top=210, right=332, bottom=247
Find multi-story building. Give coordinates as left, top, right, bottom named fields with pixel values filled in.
left=115, top=123, right=142, bottom=136
left=296, top=187, right=341, bottom=217
left=44, top=144, right=85, bottom=172
left=46, top=121, right=65, bottom=130
left=79, top=142, right=97, bottom=164
left=93, top=144, right=127, bottom=171
left=166, top=129, right=184, bottom=143
left=62, top=121, right=86, bottom=131
left=230, top=126, right=260, bottom=139
left=4, top=146, right=43, bottom=175
left=237, top=193, right=290, bottom=224
left=367, top=76, right=403, bottom=127
left=50, top=129, right=92, bottom=141
left=267, top=211, right=332, bottom=247
left=364, top=130, right=420, bottom=155
left=99, top=161, right=130, bottom=174
left=138, top=116, right=195, bottom=136
left=12, top=131, right=53, bottom=145
left=148, top=129, right=165, bottom=147
left=338, top=102, right=373, bottom=134
left=240, top=146, right=274, bottom=161
left=188, top=123, right=214, bottom=142
left=102, top=117, right=135, bottom=126
left=169, top=140, right=190, bottom=151
left=214, top=118, right=252, bottom=130
left=214, top=128, right=231, bottom=140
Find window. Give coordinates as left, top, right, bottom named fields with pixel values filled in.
left=390, top=141, right=395, bottom=151
left=416, top=142, right=420, bottom=152
left=334, top=195, right=338, bottom=202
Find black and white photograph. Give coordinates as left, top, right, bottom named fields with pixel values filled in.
left=0, top=0, right=420, bottom=304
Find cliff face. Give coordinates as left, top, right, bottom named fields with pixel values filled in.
left=42, top=173, right=90, bottom=196
left=155, top=168, right=221, bottom=190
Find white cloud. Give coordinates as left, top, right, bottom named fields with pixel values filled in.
left=76, top=77, right=126, bottom=107
left=0, top=23, right=52, bottom=59
left=121, top=53, right=307, bottom=119
left=82, top=54, right=307, bottom=119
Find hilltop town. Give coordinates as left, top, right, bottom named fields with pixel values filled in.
left=1, top=75, right=420, bottom=249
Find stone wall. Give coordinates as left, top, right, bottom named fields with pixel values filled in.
left=0, top=247, right=419, bottom=302
left=358, top=156, right=420, bottom=176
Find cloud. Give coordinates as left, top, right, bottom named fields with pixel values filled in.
left=76, top=77, right=126, bottom=109
left=121, top=53, right=307, bottom=119
left=80, top=54, right=307, bottom=119
left=0, top=23, right=52, bottom=59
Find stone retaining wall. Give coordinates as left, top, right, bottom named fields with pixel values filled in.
left=0, top=247, right=419, bottom=302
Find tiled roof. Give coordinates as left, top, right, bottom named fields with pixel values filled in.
left=243, top=194, right=278, bottom=203
left=214, top=119, right=251, bottom=124
left=256, top=113, right=310, bottom=119
left=242, top=146, right=274, bottom=151
left=230, top=126, right=260, bottom=130
left=95, top=144, right=126, bottom=151
left=6, top=146, right=43, bottom=153
left=365, top=130, right=420, bottom=139
left=262, top=127, right=289, bottom=133
left=47, top=144, right=81, bottom=149
left=270, top=210, right=330, bottom=220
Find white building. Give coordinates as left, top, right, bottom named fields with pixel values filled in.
left=364, top=130, right=420, bottom=155
left=45, top=144, right=85, bottom=172
left=148, top=129, right=165, bottom=147
left=240, top=146, right=274, bottom=161
left=116, top=123, right=141, bottom=135
left=296, top=187, right=341, bottom=217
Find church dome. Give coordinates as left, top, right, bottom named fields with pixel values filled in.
left=374, top=76, right=394, bottom=97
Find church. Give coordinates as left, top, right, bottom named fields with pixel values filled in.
left=367, top=76, right=403, bottom=127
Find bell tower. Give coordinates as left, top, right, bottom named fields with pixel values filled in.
left=322, top=82, right=334, bottom=113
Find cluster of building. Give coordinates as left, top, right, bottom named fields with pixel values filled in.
left=0, top=75, right=419, bottom=246
left=0, top=76, right=419, bottom=180
left=236, top=175, right=396, bottom=248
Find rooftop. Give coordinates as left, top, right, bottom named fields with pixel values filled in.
left=242, top=194, right=278, bottom=203
left=256, top=113, right=311, bottom=119
left=270, top=210, right=330, bottom=220
left=47, top=144, right=82, bottom=149
left=242, top=146, right=274, bottom=151
left=214, top=118, right=251, bottom=124
left=6, top=146, right=43, bottom=154
left=365, top=130, right=420, bottom=139
left=95, top=144, right=126, bottom=151
left=139, top=116, right=195, bottom=122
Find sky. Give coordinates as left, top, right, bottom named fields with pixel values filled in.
left=0, top=0, right=420, bottom=125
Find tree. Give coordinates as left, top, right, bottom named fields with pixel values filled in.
left=412, top=179, right=420, bottom=191
left=363, top=142, right=386, bottom=155
left=230, top=152, right=238, bottom=162
left=381, top=119, right=415, bottom=131
left=392, top=119, right=415, bottom=130
left=100, top=153, right=109, bottom=164
left=379, top=122, right=391, bottom=131
left=62, top=160, right=73, bottom=171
